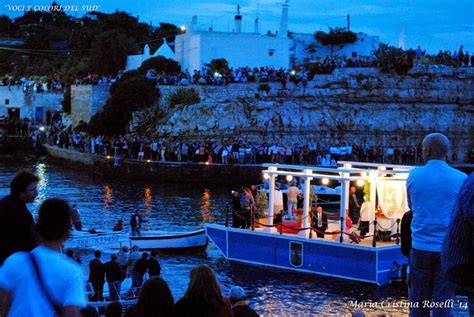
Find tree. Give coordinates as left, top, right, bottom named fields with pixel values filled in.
left=150, top=23, right=180, bottom=52
left=206, top=58, right=229, bottom=75
left=139, top=56, right=180, bottom=74
left=310, top=27, right=357, bottom=56
left=88, top=30, right=138, bottom=76
left=89, top=71, right=159, bottom=135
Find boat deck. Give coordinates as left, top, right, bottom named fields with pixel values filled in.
left=251, top=227, right=398, bottom=248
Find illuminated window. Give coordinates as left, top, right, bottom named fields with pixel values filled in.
left=289, top=242, right=303, bottom=267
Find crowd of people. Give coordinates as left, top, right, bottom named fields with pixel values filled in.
left=145, top=65, right=311, bottom=87
left=0, top=171, right=259, bottom=317
left=0, top=75, right=64, bottom=93
left=46, top=129, right=449, bottom=166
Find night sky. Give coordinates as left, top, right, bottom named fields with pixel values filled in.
left=2, top=0, right=473, bottom=53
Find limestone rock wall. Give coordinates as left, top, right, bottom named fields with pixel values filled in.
left=70, top=85, right=110, bottom=127
left=157, top=66, right=474, bottom=161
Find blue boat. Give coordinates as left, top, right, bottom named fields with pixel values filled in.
left=206, top=161, right=412, bottom=286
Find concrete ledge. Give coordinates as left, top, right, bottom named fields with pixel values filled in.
left=43, top=145, right=264, bottom=184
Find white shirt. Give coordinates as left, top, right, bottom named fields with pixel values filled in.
left=0, top=246, right=87, bottom=317
left=274, top=189, right=284, bottom=206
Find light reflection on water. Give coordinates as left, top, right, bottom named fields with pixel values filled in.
left=4, top=161, right=469, bottom=316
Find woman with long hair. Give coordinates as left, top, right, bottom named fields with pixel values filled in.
left=175, top=265, right=233, bottom=317
left=125, top=277, right=174, bottom=317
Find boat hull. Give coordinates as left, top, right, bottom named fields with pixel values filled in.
left=130, top=229, right=208, bottom=251
left=205, top=224, right=407, bottom=286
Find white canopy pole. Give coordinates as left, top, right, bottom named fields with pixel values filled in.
left=299, top=169, right=312, bottom=237
left=264, top=167, right=277, bottom=233
left=368, top=177, right=377, bottom=236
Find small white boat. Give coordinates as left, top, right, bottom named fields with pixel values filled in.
left=65, top=229, right=130, bottom=249
left=130, top=229, right=208, bottom=251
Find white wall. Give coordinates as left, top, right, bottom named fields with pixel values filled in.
left=0, top=86, right=63, bottom=120
left=291, top=32, right=380, bottom=65
left=176, top=31, right=290, bottom=71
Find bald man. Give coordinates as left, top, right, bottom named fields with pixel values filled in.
left=407, top=133, right=467, bottom=317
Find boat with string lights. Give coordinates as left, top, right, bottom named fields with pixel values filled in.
left=206, top=161, right=412, bottom=286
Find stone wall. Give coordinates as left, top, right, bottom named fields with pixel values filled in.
left=70, top=84, right=110, bottom=127
left=157, top=66, right=474, bottom=162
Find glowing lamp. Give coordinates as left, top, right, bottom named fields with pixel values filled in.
left=146, top=159, right=151, bottom=163
left=286, top=175, right=293, bottom=182
left=263, top=173, right=270, bottom=180
left=180, top=25, right=186, bottom=31
left=356, top=179, right=365, bottom=187
left=322, top=178, right=329, bottom=185
left=39, top=126, right=45, bottom=132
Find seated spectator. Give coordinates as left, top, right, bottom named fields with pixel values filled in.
left=113, top=220, right=124, bottom=231
left=106, top=301, right=123, bottom=317
left=175, top=265, right=233, bottom=317
left=0, top=198, right=87, bottom=316
left=228, top=286, right=258, bottom=317
left=125, top=277, right=174, bottom=317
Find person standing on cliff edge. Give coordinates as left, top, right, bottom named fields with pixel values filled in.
left=0, top=170, right=39, bottom=265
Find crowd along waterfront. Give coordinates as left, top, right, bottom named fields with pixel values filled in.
left=0, top=160, right=471, bottom=316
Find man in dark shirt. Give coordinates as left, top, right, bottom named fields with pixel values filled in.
left=0, top=170, right=39, bottom=264
left=147, top=250, right=161, bottom=277
left=88, top=250, right=105, bottom=301
left=131, top=252, right=148, bottom=291
left=348, top=186, right=361, bottom=225
left=104, top=254, right=124, bottom=301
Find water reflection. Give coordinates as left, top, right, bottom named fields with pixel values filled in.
left=34, top=162, right=48, bottom=204
left=200, top=188, right=214, bottom=222
left=144, top=187, right=152, bottom=211
left=103, top=184, right=113, bottom=208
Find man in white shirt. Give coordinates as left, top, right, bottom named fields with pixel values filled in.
left=287, top=182, right=300, bottom=220
left=0, top=198, right=86, bottom=317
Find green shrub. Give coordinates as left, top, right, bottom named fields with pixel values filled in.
left=139, top=56, right=181, bottom=74
left=206, top=58, right=229, bottom=75
left=373, top=44, right=414, bottom=75
left=167, top=88, right=200, bottom=108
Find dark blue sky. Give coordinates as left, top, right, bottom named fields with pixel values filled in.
left=2, top=0, right=473, bottom=53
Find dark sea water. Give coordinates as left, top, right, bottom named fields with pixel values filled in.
left=0, top=161, right=470, bottom=316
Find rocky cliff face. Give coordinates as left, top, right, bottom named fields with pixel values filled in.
left=155, top=66, right=474, bottom=161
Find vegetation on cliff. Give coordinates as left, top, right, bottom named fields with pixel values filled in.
left=89, top=71, right=160, bottom=135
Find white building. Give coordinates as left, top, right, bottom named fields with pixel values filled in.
left=174, top=4, right=290, bottom=71
left=0, top=86, right=63, bottom=122
left=173, top=3, right=379, bottom=71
